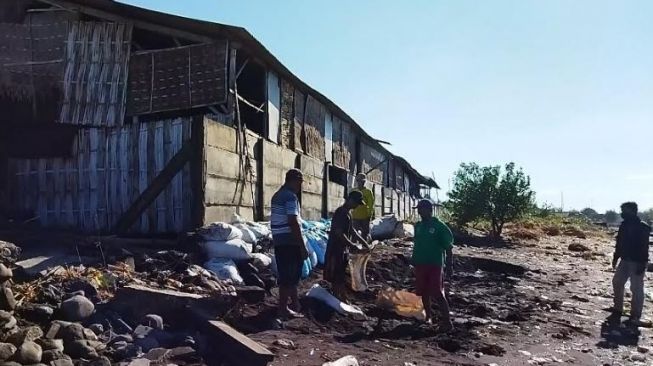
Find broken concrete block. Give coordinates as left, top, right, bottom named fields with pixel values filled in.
left=15, top=255, right=96, bottom=278
left=36, top=339, right=64, bottom=352
left=60, top=295, right=95, bottom=321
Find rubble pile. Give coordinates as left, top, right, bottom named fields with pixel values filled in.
left=0, top=245, right=232, bottom=366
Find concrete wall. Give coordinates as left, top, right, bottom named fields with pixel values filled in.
left=300, top=155, right=324, bottom=220
left=203, top=119, right=259, bottom=223
left=261, top=140, right=299, bottom=220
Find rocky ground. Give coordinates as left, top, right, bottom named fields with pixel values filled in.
left=235, top=229, right=653, bottom=366
left=2, top=225, right=651, bottom=366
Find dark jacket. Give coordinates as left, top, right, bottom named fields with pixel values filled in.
left=615, top=217, right=651, bottom=263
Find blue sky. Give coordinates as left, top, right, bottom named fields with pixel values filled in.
left=123, top=0, right=653, bottom=212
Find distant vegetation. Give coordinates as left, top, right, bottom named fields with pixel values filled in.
left=445, top=162, right=534, bottom=238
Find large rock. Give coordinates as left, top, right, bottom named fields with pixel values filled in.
left=18, top=304, right=55, bottom=324
left=0, top=241, right=20, bottom=264
left=144, top=348, right=170, bottom=362
left=88, top=356, right=111, bottom=366
left=59, top=296, right=94, bottom=322
left=41, top=350, right=68, bottom=363
left=5, top=326, right=44, bottom=346
left=0, top=265, right=11, bottom=284
left=15, top=341, right=42, bottom=364
left=0, top=343, right=17, bottom=361
left=0, top=315, right=16, bottom=331
left=60, top=324, right=85, bottom=344
left=50, top=358, right=74, bottom=366
left=0, top=311, right=11, bottom=323
left=37, top=339, right=64, bottom=352
left=64, top=340, right=97, bottom=359
left=0, top=287, right=16, bottom=311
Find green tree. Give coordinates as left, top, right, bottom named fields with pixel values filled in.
left=581, top=208, right=600, bottom=221
left=605, top=210, right=619, bottom=224
left=639, top=208, right=653, bottom=224
left=446, top=162, right=535, bottom=237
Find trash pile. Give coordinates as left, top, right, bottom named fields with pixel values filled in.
left=196, top=215, right=330, bottom=288
left=370, top=215, right=414, bottom=240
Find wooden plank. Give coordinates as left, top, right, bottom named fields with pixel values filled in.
left=181, top=118, right=192, bottom=231
left=89, top=128, right=99, bottom=230
left=147, top=122, right=156, bottom=233
left=138, top=124, right=148, bottom=233
left=164, top=119, right=174, bottom=231
left=114, top=142, right=193, bottom=235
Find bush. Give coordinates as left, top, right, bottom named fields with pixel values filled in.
left=446, top=162, right=534, bottom=238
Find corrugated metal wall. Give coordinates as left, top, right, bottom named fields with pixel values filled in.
left=6, top=118, right=193, bottom=233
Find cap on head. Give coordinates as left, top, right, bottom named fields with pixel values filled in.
left=356, top=173, right=367, bottom=181
left=285, top=168, right=304, bottom=182
left=414, top=199, right=434, bottom=210
left=347, top=190, right=364, bottom=205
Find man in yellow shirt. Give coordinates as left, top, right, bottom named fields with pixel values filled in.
left=352, top=173, right=375, bottom=240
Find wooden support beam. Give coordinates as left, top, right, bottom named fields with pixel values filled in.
left=114, top=142, right=193, bottom=234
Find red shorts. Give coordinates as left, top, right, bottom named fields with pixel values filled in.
left=414, top=265, right=444, bottom=297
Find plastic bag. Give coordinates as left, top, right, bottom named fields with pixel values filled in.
left=233, top=223, right=258, bottom=244
left=246, top=222, right=272, bottom=240
left=198, top=222, right=243, bottom=241
left=370, top=215, right=399, bottom=240
left=302, top=258, right=312, bottom=279
left=376, top=288, right=425, bottom=320
left=322, top=356, right=359, bottom=366
left=306, top=284, right=366, bottom=320
left=250, top=253, right=272, bottom=269
left=200, top=239, right=252, bottom=260
left=306, top=233, right=326, bottom=265
left=393, top=223, right=415, bottom=238
left=204, top=258, right=244, bottom=285
left=349, top=252, right=371, bottom=292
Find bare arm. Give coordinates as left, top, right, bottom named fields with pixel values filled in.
left=288, top=215, right=303, bottom=246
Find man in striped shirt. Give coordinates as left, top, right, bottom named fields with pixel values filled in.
left=271, top=169, right=308, bottom=319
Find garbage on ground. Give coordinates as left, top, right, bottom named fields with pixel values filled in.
left=370, top=215, right=400, bottom=240
left=203, top=258, right=244, bottom=285
left=393, top=222, right=415, bottom=239
left=323, top=355, right=359, bottom=366
left=376, top=288, right=426, bottom=321
left=306, top=284, right=366, bottom=320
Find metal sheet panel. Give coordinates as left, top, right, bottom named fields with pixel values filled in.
left=266, top=71, right=280, bottom=143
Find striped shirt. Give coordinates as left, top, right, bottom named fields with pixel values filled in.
left=271, top=186, right=301, bottom=246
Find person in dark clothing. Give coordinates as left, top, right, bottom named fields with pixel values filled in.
left=612, top=201, right=652, bottom=324
left=324, top=191, right=368, bottom=300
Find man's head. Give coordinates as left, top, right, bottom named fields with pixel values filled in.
left=355, top=173, right=367, bottom=189
left=345, top=191, right=364, bottom=210
left=621, top=201, right=638, bottom=219
left=415, top=199, right=434, bottom=219
left=285, top=169, right=304, bottom=194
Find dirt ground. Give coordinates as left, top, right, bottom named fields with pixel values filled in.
left=226, top=231, right=653, bottom=366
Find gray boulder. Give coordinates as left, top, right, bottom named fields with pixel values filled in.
left=36, top=339, right=64, bottom=352
left=0, top=265, right=11, bottom=284
left=41, top=350, right=68, bottom=363
left=0, top=343, right=17, bottom=361
left=0, top=287, right=16, bottom=311
left=51, top=358, right=74, bottom=366
left=59, top=296, right=94, bottom=322
left=60, top=324, right=85, bottom=344
left=6, top=326, right=44, bottom=346
left=0, top=316, right=16, bottom=331
left=63, top=340, right=97, bottom=360
left=15, top=341, right=43, bottom=364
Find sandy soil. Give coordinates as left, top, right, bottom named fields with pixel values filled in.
left=225, top=231, right=652, bottom=366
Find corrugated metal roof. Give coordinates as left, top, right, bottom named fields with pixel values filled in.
left=43, top=0, right=438, bottom=187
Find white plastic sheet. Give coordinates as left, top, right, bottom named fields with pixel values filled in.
left=306, top=284, right=366, bottom=320
left=204, top=258, right=244, bottom=285
left=200, top=239, right=252, bottom=261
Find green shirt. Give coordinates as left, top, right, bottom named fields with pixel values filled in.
left=412, top=217, right=454, bottom=266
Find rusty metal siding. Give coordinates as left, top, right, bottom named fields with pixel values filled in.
left=59, top=22, right=133, bottom=127
left=127, top=41, right=228, bottom=116
left=7, top=118, right=193, bottom=233
left=360, top=142, right=386, bottom=185
left=279, top=78, right=294, bottom=149
left=304, top=95, right=325, bottom=160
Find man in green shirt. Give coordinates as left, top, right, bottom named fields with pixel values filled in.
left=412, top=199, right=454, bottom=330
